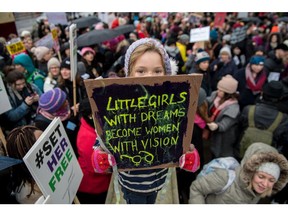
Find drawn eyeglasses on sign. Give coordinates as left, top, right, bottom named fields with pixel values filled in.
left=120, top=151, right=154, bottom=166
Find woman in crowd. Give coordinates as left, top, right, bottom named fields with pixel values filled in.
left=43, top=57, right=61, bottom=92
left=234, top=55, right=267, bottom=111
left=189, top=142, right=288, bottom=204
left=206, top=75, right=240, bottom=158
left=4, top=70, right=41, bottom=131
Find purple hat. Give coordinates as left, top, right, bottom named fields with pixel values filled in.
left=39, top=88, right=67, bottom=113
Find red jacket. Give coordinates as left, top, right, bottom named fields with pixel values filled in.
left=77, top=118, right=111, bottom=194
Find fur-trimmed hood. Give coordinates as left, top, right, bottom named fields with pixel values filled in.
left=240, top=142, right=288, bottom=194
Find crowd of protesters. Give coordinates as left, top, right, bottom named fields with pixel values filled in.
left=1, top=12, right=288, bottom=204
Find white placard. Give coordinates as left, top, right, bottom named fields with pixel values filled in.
left=69, top=24, right=77, bottom=81
left=34, top=34, right=54, bottom=49
left=267, top=72, right=280, bottom=82
left=23, top=118, right=83, bottom=204
left=0, top=76, right=12, bottom=114
left=189, top=26, right=210, bottom=43
left=46, top=12, right=68, bottom=25
left=237, top=12, right=248, bottom=18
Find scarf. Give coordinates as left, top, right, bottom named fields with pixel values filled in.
left=38, top=104, right=71, bottom=122
left=210, top=96, right=238, bottom=121
left=245, top=64, right=267, bottom=94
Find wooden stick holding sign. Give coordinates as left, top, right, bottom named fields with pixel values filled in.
left=84, top=74, right=203, bottom=171
left=69, top=24, right=78, bottom=116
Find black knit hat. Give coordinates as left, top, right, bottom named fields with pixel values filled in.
left=275, top=43, right=288, bottom=51
left=60, top=57, right=71, bottom=70
left=262, top=81, right=283, bottom=100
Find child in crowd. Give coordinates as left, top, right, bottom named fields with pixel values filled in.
left=92, top=38, right=200, bottom=204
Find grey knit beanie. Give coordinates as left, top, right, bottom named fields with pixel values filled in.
left=124, top=38, right=172, bottom=77
left=47, top=57, right=60, bottom=70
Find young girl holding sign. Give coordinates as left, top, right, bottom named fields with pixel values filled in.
left=92, top=38, right=201, bottom=204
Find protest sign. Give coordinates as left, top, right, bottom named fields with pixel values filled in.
left=0, top=12, right=15, bottom=24
left=46, top=12, right=68, bottom=25
left=189, top=26, right=210, bottom=43
left=230, top=25, right=248, bottom=44
left=51, top=27, right=60, bottom=52
left=214, top=13, right=226, bottom=28
left=0, top=75, right=12, bottom=114
left=6, top=38, right=26, bottom=57
left=23, top=118, right=83, bottom=204
left=34, top=34, right=54, bottom=49
left=238, top=12, right=248, bottom=18
left=84, top=74, right=202, bottom=171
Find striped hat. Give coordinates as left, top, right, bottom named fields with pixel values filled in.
left=39, top=88, right=67, bottom=113
left=124, top=38, right=172, bottom=77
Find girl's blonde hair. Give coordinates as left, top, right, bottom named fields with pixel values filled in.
left=124, top=38, right=172, bottom=77
left=128, top=43, right=166, bottom=76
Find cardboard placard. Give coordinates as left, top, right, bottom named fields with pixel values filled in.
left=23, top=118, right=83, bottom=204
left=84, top=75, right=202, bottom=171
left=6, top=38, right=26, bottom=57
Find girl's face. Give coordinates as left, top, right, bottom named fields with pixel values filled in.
left=233, top=47, right=241, bottom=55
left=13, top=79, right=26, bottom=91
left=49, top=64, right=60, bottom=77
left=217, top=89, right=225, bottom=98
left=271, top=35, right=278, bottom=43
left=199, top=61, right=209, bottom=71
left=130, top=51, right=165, bottom=77
left=60, top=68, right=71, bottom=80
left=252, top=171, right=276, bottom=194
left=43, top=50, right=53, bottom=61
left=220, top=53, right=230, bottom=62
left=251, top=64, right=264, bottom=74
left=83, top=51, right=94, bottom=62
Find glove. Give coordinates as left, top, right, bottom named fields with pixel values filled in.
left=207, top=122, right=219, bottom=131
left=179, top=147, right=200, bottom=173
left=91, top=148, right=116, bottom=173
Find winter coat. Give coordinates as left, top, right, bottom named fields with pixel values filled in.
left=13, top=53, right=45, bottom=92
left=207, top=91, right=240, bottom=157
left=264, top=50, right=286, bottom=81
left=239, top=102, right=288, bottom=149
left=3, top=83, right=42, bottom=130
left=192, top=68, right=212, bottom=96
left=233, top=66, right=267, bottom=111
left=43, top=76, right=58, bottom=92
left=165, top=45, right=185, bottom=74
left=210, top=58, right=238, bottom=91
left=105, top=167, right=179, bottom=204
left=77, top=118, right=111, bottom=194
left=189, top=142, right=288, bottom=204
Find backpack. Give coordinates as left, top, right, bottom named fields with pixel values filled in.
left=197, top=157, right=240, bottom=194
left=239, top=105, right=283, bottom=158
